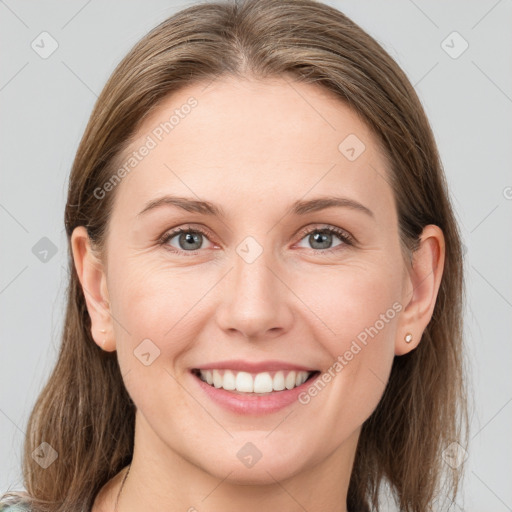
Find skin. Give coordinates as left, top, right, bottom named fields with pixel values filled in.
left=72, top=75, right=445, bottom=512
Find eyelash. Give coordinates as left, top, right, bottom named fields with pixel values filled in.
left=158, top=224, right=355, bottom=256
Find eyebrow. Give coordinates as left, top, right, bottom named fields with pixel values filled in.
left=137, top=195, right=374, bottom=218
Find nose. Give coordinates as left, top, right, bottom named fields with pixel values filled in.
left=215, top=245, right=294, bottom=340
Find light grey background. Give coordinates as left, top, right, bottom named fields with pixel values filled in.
left=1, top=1, right=511, bottom=510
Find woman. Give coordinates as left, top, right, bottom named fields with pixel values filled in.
left=1, top=0, right=469, bottom=511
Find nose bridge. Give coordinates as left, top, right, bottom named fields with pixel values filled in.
left=233, top=239, right=274, bottom=299
left=215, top=235, right=291, bottom=338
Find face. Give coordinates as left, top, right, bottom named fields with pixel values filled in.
left=79, top=76, right=420, bottom=484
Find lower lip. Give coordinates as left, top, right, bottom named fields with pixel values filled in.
left=191, top=371, right=321, bottom=415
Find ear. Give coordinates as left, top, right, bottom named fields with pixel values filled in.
left=395, top=224, right=445, bottom=356
left=71, top=226, right=116, bottom=352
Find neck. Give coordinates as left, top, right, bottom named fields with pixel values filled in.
left=107, top=413, right=359, bottom=512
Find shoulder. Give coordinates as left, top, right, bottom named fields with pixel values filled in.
left=0, top=492, right=32, bottom=512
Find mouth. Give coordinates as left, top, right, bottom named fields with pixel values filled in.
left=191, top=368, right=321, bottom=395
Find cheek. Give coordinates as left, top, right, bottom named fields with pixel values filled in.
left=293, top=262, right=400, bottom=416
left=106, top=257, right=215, bottom=387
left=110, top=257, right=209, bottom=334
left=297, top=261, right=401, bottom=351
left=107, top=261, right=206, bottom=419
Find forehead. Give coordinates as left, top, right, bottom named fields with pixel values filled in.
left=109, top=76, right=395, bottom=222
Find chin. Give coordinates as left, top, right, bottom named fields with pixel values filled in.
left=195, top=443, right=310, bottom=486
left=212, top=462, right=303, bottom=486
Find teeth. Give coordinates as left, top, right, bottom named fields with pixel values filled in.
left=236, top=371, right=254, bottom=392
left=222, top=370, right=236, bottom=390
left=212, top=370, right=223, bottom=388
left=285, top=372, right=296, bottom=390
left=273, top=371, right=286, bottom=391
left=254, top=372, right=273, bottom=393
left=197, top=369, right=312, bottom=393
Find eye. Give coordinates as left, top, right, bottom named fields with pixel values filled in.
left=158, top=224, right=354, bottom=256
left=295, top=225, right=354, bottom=252
left=159, top=226, right=215, bottom=254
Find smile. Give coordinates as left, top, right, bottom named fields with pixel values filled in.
left=192, top=368, right=319, bottom=394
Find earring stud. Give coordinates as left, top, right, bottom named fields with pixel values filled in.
left=404, top=333, right=413, bottom=343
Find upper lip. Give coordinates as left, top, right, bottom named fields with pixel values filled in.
left=192, top=359, right=318, bottom=373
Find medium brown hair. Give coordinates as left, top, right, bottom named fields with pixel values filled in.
left=2, top=1, right=469, bottom=511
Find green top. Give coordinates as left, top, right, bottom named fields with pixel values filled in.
left=0, top=506, right=30, bottom=512
left=0, top=495, right=32, bottom=512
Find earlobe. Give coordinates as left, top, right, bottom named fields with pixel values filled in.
left=395, top=224, right=445, bottom=356
left=71, top=226, right=116, bottom=352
